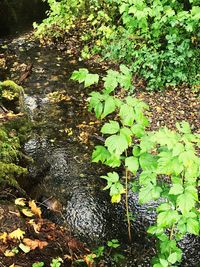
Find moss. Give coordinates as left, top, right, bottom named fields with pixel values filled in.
left=0, top=80, right=23, bottom=101
left=0, top=127, right=27, bottom=188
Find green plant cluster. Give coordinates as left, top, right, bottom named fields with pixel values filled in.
left=71, top=67, right=200, bottom=266
left=0, top=80, right=23, bottom=101
left=36, top=0, right=199, bottom=89
left=0, top=127, right=27, bottom=187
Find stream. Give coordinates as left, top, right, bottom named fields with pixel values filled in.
left=0, top=12, right=199, bottom=267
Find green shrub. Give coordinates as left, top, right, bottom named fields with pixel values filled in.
left=71, top=67, right=200, bottom=266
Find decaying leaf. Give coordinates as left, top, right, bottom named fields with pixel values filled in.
left=15, top=198, right=26, bottom=206
left=28, top=219, right=42, bottom=233
left=4, top=250, right=15, bottom=257
left=9, top=228, right=25, bottom=240
left=19, top=243, right=31, bottom=253
left=21, top=208, right=34, bottom=217
left=23, top=238, right=48, bottom=250
left=0, top=232, right=8, bottom=243
left=29, top=200, right=42, bottom=218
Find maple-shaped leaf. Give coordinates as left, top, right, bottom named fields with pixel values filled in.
left=15, top=198, right=26, bottom=206
left=9, top=228, right=25, bottom=240
left=29, top=200, right=42, bottom=218
left=23, top=238, right=48, bottom=250
left=21, top=208, right=34, bottom=217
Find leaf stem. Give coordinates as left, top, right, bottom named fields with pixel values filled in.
left=125, top=166, right=132, bottom=241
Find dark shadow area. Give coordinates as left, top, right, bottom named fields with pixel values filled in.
left=0, top=0, right=48, bottom=37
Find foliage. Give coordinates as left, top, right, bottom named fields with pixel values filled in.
left=0, top=127, right=27, bottom=187
left=85, top=239, right=124, bottom=265
left=71, top=67, right=200, bottom=266
left=37, top=0, right=200, bottom=89
left=0, top=80, right=23, bottom=101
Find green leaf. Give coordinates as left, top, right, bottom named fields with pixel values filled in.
left=70, top=68, right=88, bottom=83
left=101, top=172, right=119, bottom=183
left=105, top=134, right=128, bottom=155
left=125, top=156, right=139, bottom=174
left=92, top=146, right=110, bottom=163
left=131, top=124, right=145, bottom=137
left=177, top=188, right=197, bottom=214
left=132, top=146, right=141, bottom=157
left=168, top=252, right=179, bottom=264
left=139, top=153, right=157, bottom=171
left=102, top=96, right=116, bottom=118
left=169, top=184, right=184, bottom=195
left=103, top=70, right=119, bottom=93
left=119, top=104, right=135, bottom=126
left=101, top=121, right=120, bottom=134
left=139, top=170, right=157, bottom=185
left=157, top=210, right=180, bottom=227
left=159, top=258, right=168, bottom=267
left=172, top=143, right=185, bottom=157
left=139, top=184, right=162, bottom=204
left=84, top=73, right=99, bottom=87
left=176, top=121, right=191, bottom=134
left=120, top=127, right=133, bottom=145
left=106, top=154, right=121, bottom=167
left=187, top=218, right=199, bottom=235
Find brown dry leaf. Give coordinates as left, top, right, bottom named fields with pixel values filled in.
left=15, top=198, right=26, bottom=206
left=9, top=228, right=25, bottom=240
left=23, top=238, right=48, bottom=250
left=28, top=200, right=42, bottom=218
left=21, top=208, right=34, bottom=217
left=0, top=232, right=8, bottom=243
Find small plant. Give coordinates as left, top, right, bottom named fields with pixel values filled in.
left=71, top=67, right=200, bottom=266
left=50, top=257, right=63, bottom=267
left=32, top=262, right=45, bottom=267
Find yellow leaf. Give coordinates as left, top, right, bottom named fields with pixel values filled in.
left=111, top=194, right=121, bottom=203
left=28, top=200, right=42, bottom=218
left=15, top=198, right=26, bottom=206
left=4, top=250, right=15, bottom=257
left=28, top=220, right=41, bottom=233
left=9, top=264, right=15, bottom=267
left=0, top=232, right=8, bottom=243
left=9, top=228, right=25, bottom=240
left=21, top=208, right=34, bottom=217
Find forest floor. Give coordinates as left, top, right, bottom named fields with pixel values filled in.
left=0, top=24, right=199, bottom=267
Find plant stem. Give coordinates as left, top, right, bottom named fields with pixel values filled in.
left=125, top=166, right=132, bottom=241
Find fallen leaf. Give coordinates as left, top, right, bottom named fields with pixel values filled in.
left=28, top=219, right=41, bottom=233
left=9, top=228, right=25, bottom=240
left=4, top=250, right=15, bottom=257
left=29, top=200, right=42, bottom=218
left=9, top=264, right=15, bottom=267
left=15, top=198, right=26, bottom=206
left=0, top=232, right=8, bottom=243
left=19, top=243, right=30, bottom=253
left=23, top=238, right=48, bottom=250
left=21, top=208, right=34, bottom=217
